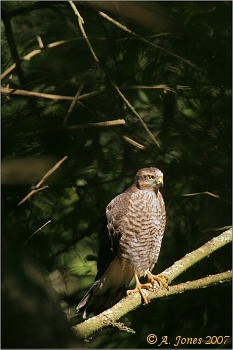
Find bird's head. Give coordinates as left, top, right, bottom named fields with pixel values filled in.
left=134, top=167, right=164, bottom=192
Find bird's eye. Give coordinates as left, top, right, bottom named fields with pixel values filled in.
left=146, top=175, right=154, bottom=181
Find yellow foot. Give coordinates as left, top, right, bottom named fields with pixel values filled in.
left=127, top=272, right=150, bottom=304
left=146, top=271, right=168, bottom=289
left=127, top=271, right=169, bottom=305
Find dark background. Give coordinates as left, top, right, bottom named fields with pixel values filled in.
left=1, top=1, right=231, bottom=348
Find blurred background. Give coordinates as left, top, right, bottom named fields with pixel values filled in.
left=1, top=1, right=231, bottom=348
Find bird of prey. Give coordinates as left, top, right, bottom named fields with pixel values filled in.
left=77, top=167, right=167, bottom=318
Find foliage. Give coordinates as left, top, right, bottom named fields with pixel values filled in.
left=1, top=1, right=231, bottom=348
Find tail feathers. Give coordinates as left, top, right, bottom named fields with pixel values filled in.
left=76, top=280, right=99, bottom=318
left=76, top=281, right=126, bottom=318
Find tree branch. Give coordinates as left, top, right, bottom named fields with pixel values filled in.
left=1, top=85, right=190, bottom=101
left=69, top=1, right=99, bottom=64
left=163, top=228, right=232, bottom=283
left=98, top=11, right=202, bottom=72
left=72, top=228, right=232, bottom=339
left=1, top=86, right=99, bottom=101
left=9, top=156, right=68, bottom=216
left=112, top=82, right=160, bottom=148
left=1, top=9, right=25, bottom=84
left=14, top=119, right=126, bottom=139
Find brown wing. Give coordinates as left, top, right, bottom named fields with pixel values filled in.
left=96, top=191, right=134, bottom=279
left=77, top=189, right=136, bottom=317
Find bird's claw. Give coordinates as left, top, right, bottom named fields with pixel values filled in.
left=127, top=272, right=169, bottom=305
left=127, top=286, right=149, bottom=304
left=147, top=272, right=169, bottom=289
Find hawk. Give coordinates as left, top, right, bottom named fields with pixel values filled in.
left=77, top=167, right=167, bottom=318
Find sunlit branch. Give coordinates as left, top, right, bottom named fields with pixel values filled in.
left=72, top=228, right=232, bottom=339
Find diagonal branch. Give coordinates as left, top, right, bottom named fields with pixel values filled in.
left=112, top=82, right=160, bottom=148
left=9, top=156, right=68, bottom=216
left=69, top=1, right=99, bottom=64
left=62, top=83, right=85, bottom=126
left=72, top=228, right=232, bottom=339
left=98, top=11, right=202, bottom=72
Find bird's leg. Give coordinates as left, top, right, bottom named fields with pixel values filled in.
left=127, top=271, right=150, bottom=304
left=127, top=271, right=169, bottom=305
left=146, top=271, right=168, bottom=289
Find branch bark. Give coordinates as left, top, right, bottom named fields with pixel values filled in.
left=14, top=119, right=125, bottom=139
left=72, top=228, right=232, bottom=339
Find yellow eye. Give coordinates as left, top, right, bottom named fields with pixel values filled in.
left=146, top=175, right=154, bottom=181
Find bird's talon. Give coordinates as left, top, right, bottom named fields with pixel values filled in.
left=147, top=272, right=168, bottom=289
left=127, top=272, right=150, bottom=304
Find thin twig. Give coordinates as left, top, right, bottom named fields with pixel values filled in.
left=123, top=136, right=145, bottom=150
left=66, top=119, right=125, bottom=130
left=1, top=84, right=190, bottom=101
left=99, top=11, right=201, bottom=72
left=24, top=220, right=51, bottom=245
left=1, top=87, right=99, bottom=101
left=62, top=83, right=85, bottom=126
left=181, top=191, right=231, bottom=204
left=1, top=63, right=17, bottom=80
left=124, top=84, right=176, bottom=93
left=35, top=156, right=68, bottom=189
left=17, top=186, right=49, bottom=207
left=69, top=1, right=99, bottom=64
left=181, top=191, right=220, bottom=199
left=36, top=35, right=44, bottom=49
left=9, top=156, right=68, bottom=216
left=15, top=119, right=126, bottom=139
left=112, top=82, right=160, bottom=148
left=1, top=36, right=130, bottom=80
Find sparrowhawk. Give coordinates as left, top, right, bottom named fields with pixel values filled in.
left=77, top=167, right=166, bottom=318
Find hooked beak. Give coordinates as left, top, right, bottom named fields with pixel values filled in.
left=156, top=177, right=164, bottom=187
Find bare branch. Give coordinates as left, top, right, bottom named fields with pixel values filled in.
left=1, top=84, right=190, bottom=101
left=73, top=270, right=231, bottom=339
left=69, top=1, right=99, bottom=64
left=181, top=191, right=231, bottom=205
left=66, top=119, right=126, bottom=129
left=15, top=119, right=126, bottom=139
left=1, top=86, right=99, bottom=101
left=35, top=156, right=68, bottom=189
left=123, top=136, right=146, bottom=150
left=99, top=11, right=202, bottom=72
left=1, top=36, right=129, bottom=80
left=17, top=186, right=49, bottom=207
left=9, top=156, right=68, bottom=216
left=24, top=220, right=51, bottom=245
left=72, top=228, right=232, bottom=339
left=62, top=84, right=85, bottom=126
left=112, top=82, right=160, bottom=148
left=181, top=191, right=220, bottom=199
left=163, top=228, right=232, bottom=282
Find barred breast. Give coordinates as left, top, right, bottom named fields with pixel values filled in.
left=118, top=190, right=166, bottom=277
